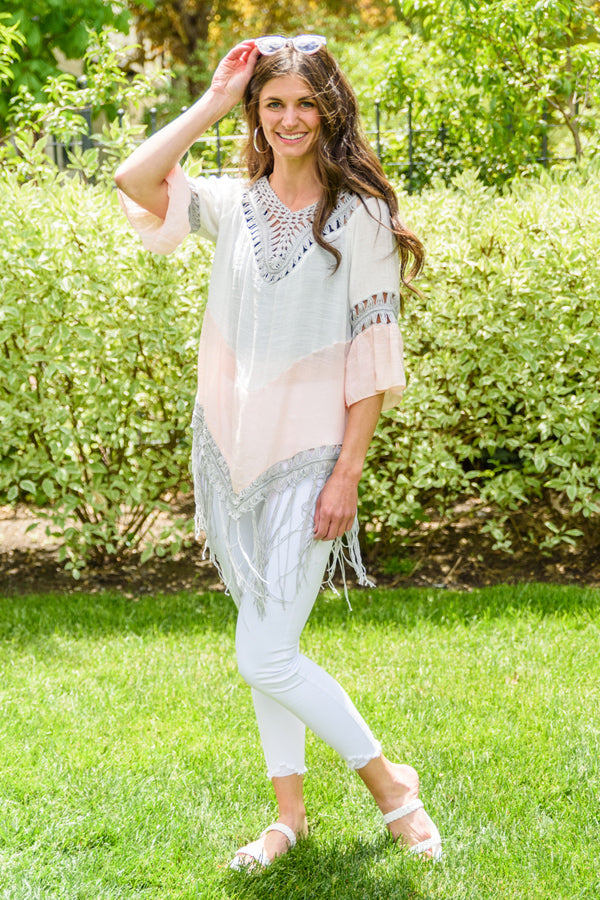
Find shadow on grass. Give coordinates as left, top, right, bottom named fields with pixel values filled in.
left=0, top=582, right=597, bottom=645
left=220, top=834, right=432, bottom=900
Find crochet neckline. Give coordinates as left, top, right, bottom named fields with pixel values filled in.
left=261, top=177, right=320, bottom=216
left=244, top=178, right=357, bottom=283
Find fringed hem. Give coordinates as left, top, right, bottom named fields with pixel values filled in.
left=322, top=518, right=376, bottom=612
left=345, top=743, right=382, bottom=771
left=192, top=404, right=373, bottom=615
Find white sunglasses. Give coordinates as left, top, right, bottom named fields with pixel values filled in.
left=254, top=34, right=327, bottom=55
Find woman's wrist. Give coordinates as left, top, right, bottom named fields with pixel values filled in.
left=331, top=456, right=364, bottom=485
left=194, top=88, right=237, bottom=126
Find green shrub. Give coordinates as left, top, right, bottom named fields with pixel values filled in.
left=0, top=164, right=212, bottom=574
left=361, top=165, right=600, bottom=555
left=1, top=160, right=599, bottom=573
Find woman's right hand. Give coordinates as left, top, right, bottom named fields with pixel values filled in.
left=209, top=41, right=260, bottom=108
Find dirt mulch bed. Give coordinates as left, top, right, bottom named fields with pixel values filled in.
left=1, top=503, right=599, bottom=597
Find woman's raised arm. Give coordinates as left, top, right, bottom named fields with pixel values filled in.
left=114, top=41, right=260, bottom=219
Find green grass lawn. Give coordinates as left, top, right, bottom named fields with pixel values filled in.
left=0, top=583, right=598, bottom=899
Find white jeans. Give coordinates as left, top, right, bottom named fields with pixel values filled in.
left=209, top=474, right=382, bottom=779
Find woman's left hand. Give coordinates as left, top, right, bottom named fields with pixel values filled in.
left=314, top=393, right=384, bottom=541
left=314, top=472, right=358, bottom=540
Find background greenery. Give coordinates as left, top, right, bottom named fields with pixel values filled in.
left=1, top=2, right=599, bottom=571
left=2, top=156, right=599, bottom=568
left=3, top=2, right=600, bottom=184
left=0, top=11, right=598, bottom=899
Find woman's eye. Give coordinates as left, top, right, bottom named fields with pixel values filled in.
left=300, top=101, right=315, bottom=108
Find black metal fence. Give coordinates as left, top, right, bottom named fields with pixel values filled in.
left=49, top=99, right=578, bottom=192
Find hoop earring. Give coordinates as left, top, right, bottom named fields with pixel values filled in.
left=253, top=126, right=268, bottom=154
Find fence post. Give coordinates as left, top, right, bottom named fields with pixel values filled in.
left=407, top=98, right=414, bottom=193
left=51, top=136, right=61, bottom=167
left=375, top=100, right=382, bottom=162
left=438, top=122, right=447, bottom=151
left=76, top=76, right=93, bottom=152
left=150, top=107, right=157, bottom=135
left=215, top=119, right=222, bottom=175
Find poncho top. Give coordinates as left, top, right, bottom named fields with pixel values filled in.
left=119, top=165, right=406, bottom=611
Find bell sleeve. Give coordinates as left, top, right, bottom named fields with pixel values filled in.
left=345, top=197, right=406, bottom=410
left=117, top=165, right=191, bottom=254
left=117, top=166, right=236, bottom=253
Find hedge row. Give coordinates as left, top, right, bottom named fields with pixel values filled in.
left=0, top=166, right=211, bottom=572
left=1, top=163, right=599, bottom=571
left=362, top=166, right=600, bottom=555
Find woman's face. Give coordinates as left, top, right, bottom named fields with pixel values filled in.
left=258, top=75, right=321, bottom=164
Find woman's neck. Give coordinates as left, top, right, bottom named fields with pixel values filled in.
left=268, top=158, right=323, bottom=211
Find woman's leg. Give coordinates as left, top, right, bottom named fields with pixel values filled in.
left=208, top=474, right=381, bottom=781
left=236, top=577, right=382, bottom=771
left=205, top=483, right=313, bottom=859
left=231, top=476, right=382, bottom=861
left=357, top=757, right=440, bottom=857
left=234, top=474, right=382, bottom=774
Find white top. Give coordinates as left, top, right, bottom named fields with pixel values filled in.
left=118, top=167, right=406, bottom=611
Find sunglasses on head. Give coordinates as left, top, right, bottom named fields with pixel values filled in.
left=254, top=34, right=327, bottom=55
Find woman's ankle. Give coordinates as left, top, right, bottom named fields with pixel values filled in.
left=276, top=809, right=308, bottom=838
left=271, top=773, right=308, bottom=835
left=357, top=756, right=420, bottom=813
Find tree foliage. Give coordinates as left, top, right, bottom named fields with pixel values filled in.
left=0, top=1, right=130, bottom=128
left=379, top=0, right=600, bottom=186
left=126, top=0, right=396, bottom=103
left=4, top=31, right=162, bottom=154
left=0, top=13, right=24, bottom=88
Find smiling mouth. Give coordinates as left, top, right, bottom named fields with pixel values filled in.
left=276, top=132, right=308, bottom=143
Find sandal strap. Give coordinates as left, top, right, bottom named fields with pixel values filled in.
left=409, top=837, right=435, bottom=855
left=382, top=798, right=424, bottom=825
left=262, top=822, right=297, bottom=848
left=230, top=823, right=297, bottom=871
left=229, top=838, right=270, bottom=869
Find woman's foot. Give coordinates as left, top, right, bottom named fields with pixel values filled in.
left=358, top=757, right=441, bottom=858
left=260, top=815, right=308, bottom=861
left=230, top=815, right=308, bottom=870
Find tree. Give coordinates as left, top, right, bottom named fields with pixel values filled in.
left=0, top=14, right=24, bottom=87
left=381, top=0, right=600, bottom=186
left=126, top=0, right=396, bottom=99
left=0, top=1, right=129, bottom=128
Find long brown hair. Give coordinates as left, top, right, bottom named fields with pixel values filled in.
left=243, top=45, right=424, bottom=291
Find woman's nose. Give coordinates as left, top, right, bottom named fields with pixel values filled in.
left=281, top=105, right=298, bottom=128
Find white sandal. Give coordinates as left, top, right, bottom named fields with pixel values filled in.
left=383, top=799, right=443, bottom=861
left=229, top=822, right=297, bottom=871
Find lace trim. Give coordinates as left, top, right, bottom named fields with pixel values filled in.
left=188, top=186, right=202, bottom=233
left=191, top=404, right=373, bottom=614
left=267, top=762, right=308, bottom=778
left=345, top=744, right=383, bottom=771
left=242, top=178, right=357, bottom=284
left=350, top=291, right=400, bottom=339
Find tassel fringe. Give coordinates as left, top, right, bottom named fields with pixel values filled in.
left=192, top=405, right=372, bottom=615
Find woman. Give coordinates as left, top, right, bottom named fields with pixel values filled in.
left=115, top=35, right=442, bottom=869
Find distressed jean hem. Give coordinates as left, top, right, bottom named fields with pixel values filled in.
left=266, top=763, right=308, bottom=780
left=346, top=743, right=382, bottom=771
